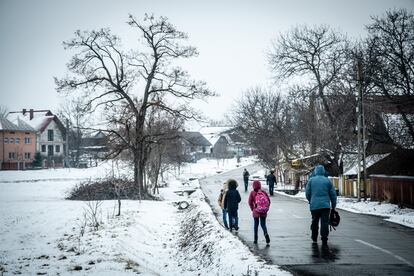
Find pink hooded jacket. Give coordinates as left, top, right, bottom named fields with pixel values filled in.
left=248, top=180, right=271, bottom=218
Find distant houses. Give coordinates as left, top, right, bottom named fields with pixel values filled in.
left=2, top=109, right=67, bottom=169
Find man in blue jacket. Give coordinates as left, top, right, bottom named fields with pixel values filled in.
left=305, top=165, right=337, bottom=246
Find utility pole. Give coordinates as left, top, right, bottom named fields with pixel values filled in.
left=65, top=118, right=70, bottom=168
left=356, top=57, right=367, bottom=201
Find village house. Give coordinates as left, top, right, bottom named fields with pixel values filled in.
left=7, top=109, right=67, bottom=168
left=178, top=131, right=211, bottom=162
left=0, top=117, right=37, bottom=170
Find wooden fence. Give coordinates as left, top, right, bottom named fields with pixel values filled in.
left=329, top=175, right=414, bottom=208
left=329, top=177, right=371, bottom=197
left=370, top=175, right=414, bottom=208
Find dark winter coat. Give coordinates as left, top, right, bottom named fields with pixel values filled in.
left=243, top=170, right=250, bottom=181
left=224, top=181, right=241, bottom=213
left=266, top=173, right=276, bottom=186
left=305, top=165, right=337, bottom=211
left=248, top=180, right=271, bottom=218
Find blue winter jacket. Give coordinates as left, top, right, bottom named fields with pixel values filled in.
left=305, top=165, right=337, bottom=211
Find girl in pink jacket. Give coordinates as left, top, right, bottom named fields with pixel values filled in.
left=248, top=180, right=271, bottom=244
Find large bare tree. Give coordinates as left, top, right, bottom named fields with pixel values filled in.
left=365, top=8, right=414, bottom=148
left=56, top=14, right=213, bottom=197
left=232, top=87, right=294, bottom=168
left=268, top=25, right=352, bottom=174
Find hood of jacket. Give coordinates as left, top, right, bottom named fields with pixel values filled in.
left=314, top=165, right=326, bottom=176
left=252, top=180, right=261, bottom=191
left=228, top=179, right=238, bottom=189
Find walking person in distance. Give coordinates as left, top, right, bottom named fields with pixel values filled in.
left=224, top=179, right=241, bottom=231
left=243, top=169, right=250, bottom=192
left=248, top=180, right=271, bottom=244
left=305, top=165, right=337, bottom=247
left=266, top=170, right=277, bottom=196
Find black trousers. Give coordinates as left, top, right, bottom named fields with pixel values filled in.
left=311, top=208, right=330, bottom=241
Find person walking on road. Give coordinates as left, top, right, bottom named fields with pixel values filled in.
left=224, top=179, right=241, bottom=231
left=243, top=169, right=250, bottom=192
left=248, top=180, right=271, bottom=244
left=266, top=170, right=277, bottom=196
left=217, top=181, right=229, bottom=229
left=305, top=165, right=337, bottom=246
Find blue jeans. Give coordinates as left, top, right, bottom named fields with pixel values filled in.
left=254, top=216, right=268, bottom=240
left=228, top=210, right=239, bottom=229
left=244, top=179, right=249, bottom=191
left=222, top=208, right=229, bottom=228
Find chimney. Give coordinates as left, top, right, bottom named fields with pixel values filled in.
left=29, top=109, right=34, bottom=120
left=22, top=108, right=26, bottom=115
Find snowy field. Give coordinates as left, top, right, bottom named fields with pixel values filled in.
left=0, top=157, right=290, bottom=276
left=280, top=191, right=414, bottom=228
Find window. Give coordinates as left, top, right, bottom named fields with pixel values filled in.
left=4, top=138, right=8, bottom=144
left=15, top=138, right=20, bottom=144
left=41, top=145, right=46, bottom=152
left=24, top=152, right=31, bottom=159
left=25, top=137, right=31, bottom=144
left=8, top=152, right=16, bottom=160
left=10, top=138, right=14, bottom=144
left=48, top=145, right=54, bottom=156
left=47, top=129, right=54, bottom=141
left=55, top=145, right=60, bottom=153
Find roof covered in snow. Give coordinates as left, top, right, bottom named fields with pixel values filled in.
left=179, top=131, right=212, bottom=147
left=0, top=117, right=36, bottom=132
left=7, top=110, right=65, bottom=134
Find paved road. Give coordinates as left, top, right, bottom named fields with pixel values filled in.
left=200, top=164, right=414, bottom=276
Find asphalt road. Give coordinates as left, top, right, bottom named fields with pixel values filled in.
left=200, top=163, right=414, bottom=276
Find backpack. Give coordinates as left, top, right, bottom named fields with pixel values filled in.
left=329, top=209, right=340, bottom=230
left=254, top=191, right=270, bottom=214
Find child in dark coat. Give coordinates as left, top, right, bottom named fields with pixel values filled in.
left=223, top=179, right=241, bottom=231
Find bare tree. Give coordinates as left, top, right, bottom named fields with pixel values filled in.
left=56, top=14, right=214, bottom=198
left=365, top=8, right=414, bottom=147
left=58, top=98, right=91, bottom=167
left=232, top=87, right=294, bottom=168
left=268, top=25, right=352, bottom=174
left=269, top=25, right=349, bottom=127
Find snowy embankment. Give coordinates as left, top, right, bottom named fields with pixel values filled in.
left=278, top=191, right=414, bottom=228
left=0, top=157, right=289, bottom=275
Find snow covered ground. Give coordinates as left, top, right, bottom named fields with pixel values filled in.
left=278, top=190, right=414, bottom=229
left=0, top=157, right=290, bottom=275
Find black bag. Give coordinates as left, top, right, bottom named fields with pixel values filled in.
left=329, top=209, right=340, bottom=231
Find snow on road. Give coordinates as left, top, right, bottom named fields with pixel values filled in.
left=0, top=157, right=290, bottom=275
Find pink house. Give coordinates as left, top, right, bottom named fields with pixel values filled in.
left=7, top=109, right=67, bottom=168
left=0, top=117, right=37, bottom=170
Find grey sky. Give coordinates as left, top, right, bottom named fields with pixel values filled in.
left=1, top=0, right=413, bottom=121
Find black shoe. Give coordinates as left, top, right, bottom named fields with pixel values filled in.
left=265, top=234, right=270, bottom=244
left=322, top=239, right=328, bottom=247
left=235, top=226, right=239, bottom=231
left=253, top=240, right=257, bottom=244
left=312, top=236, right=317, bottom=243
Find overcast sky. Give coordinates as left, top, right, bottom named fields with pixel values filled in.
left=1, top=0, right=413, bottom=121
